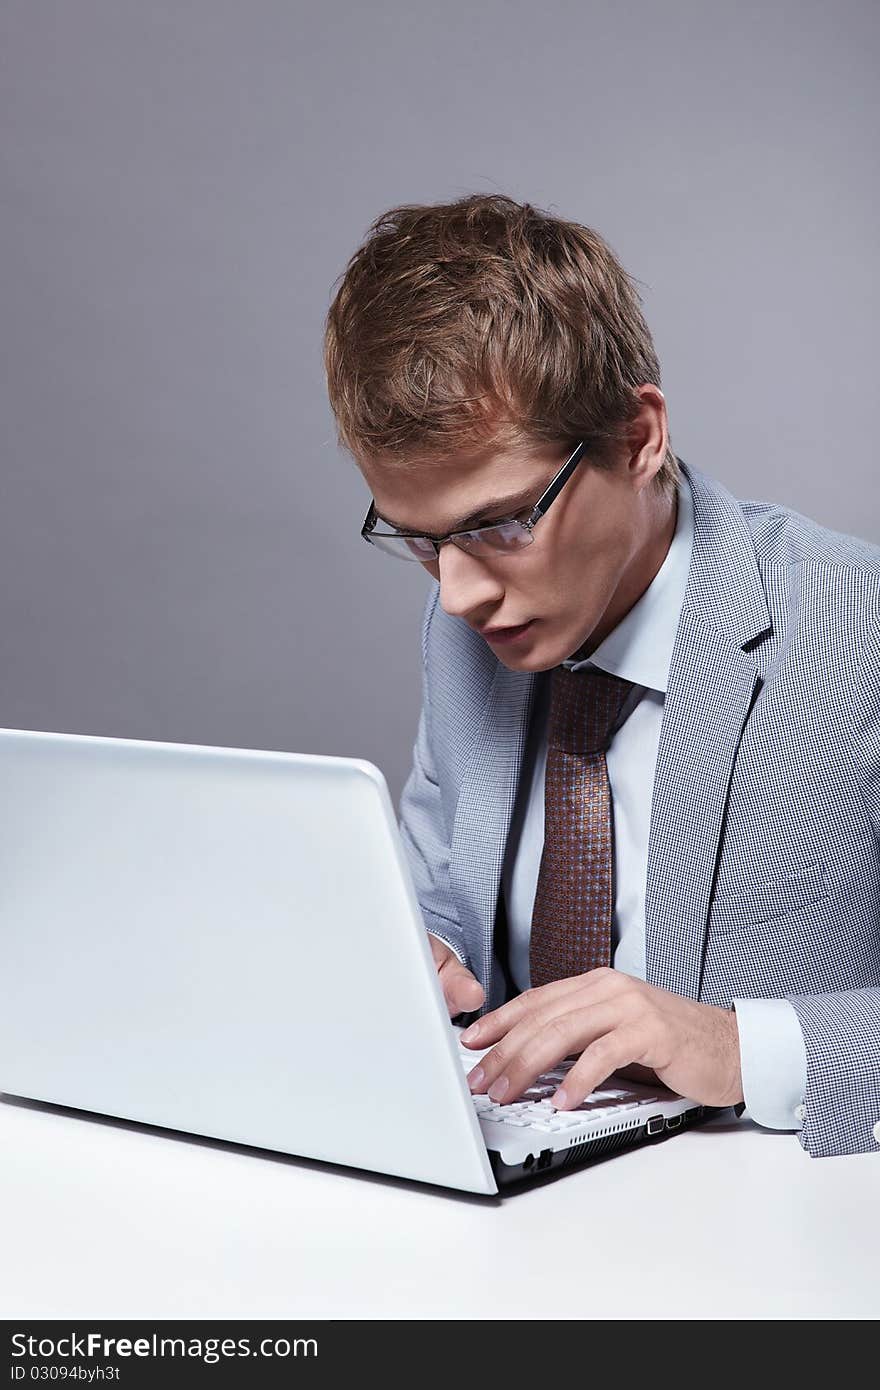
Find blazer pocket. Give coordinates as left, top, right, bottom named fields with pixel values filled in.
left=709, top=861, right=831, bottom=935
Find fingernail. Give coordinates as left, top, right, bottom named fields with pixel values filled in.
left=552, top=1088, right=568, bottom=1109
left=461, top=1023, right=480, bottom=1044
left=488, top=1075, right=509, bottom=1102
left=467, top=1067, right=484, bottom=1091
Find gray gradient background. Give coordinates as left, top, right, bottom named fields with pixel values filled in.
left=2, top=1, right=877, bottom=805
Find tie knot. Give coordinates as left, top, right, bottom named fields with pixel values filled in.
left=547, top=664, right=636, bottom=755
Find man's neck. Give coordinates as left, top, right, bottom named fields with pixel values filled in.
left=569, top=486, right=679, bottom=662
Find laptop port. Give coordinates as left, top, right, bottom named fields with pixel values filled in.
left=537, top=1149, right=553, bottom=1171
left=523, top=1153, right=535, bottom=1170
left=646, top=1116, right=665, bottom=1136
left=665, top=1114, right=682, bottom=1131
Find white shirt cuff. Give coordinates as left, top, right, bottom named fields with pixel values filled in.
left=732, top=997, right=807, bottom=1130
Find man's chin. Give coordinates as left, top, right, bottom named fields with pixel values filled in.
left=495, top=650, right=560, bottom=673
left=483, top=620, right=598, bottom=673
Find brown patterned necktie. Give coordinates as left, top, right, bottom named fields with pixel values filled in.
left=529, top=664, right=637, bottom=988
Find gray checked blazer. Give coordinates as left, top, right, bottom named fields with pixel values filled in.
left=398, top=458, right=880, bottom=1159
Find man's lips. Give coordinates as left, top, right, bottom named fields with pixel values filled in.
left=478, top=619, right=535, bottom=639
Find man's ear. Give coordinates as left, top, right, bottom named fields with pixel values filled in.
left=624, top=385, right=668, bottom=493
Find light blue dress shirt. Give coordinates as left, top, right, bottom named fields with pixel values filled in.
left=500, top=471, right=808, bottom=1131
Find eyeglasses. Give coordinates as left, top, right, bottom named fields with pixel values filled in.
left=361, top=439, right=589, bottom=562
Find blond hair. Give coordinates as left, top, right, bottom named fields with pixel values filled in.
left=324, top=193, right=679, bottom=496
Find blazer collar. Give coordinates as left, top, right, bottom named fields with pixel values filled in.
left=675, top=457, right=771, bottom=654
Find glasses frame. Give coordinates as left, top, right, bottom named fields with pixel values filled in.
left=360, top=438, right=590, bottom=561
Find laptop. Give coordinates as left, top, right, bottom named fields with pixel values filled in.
left=0, top=726, right=717, bottom=1195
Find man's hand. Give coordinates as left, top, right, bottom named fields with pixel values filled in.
left=428, top=933, right=485, bottom=1019
left=458, top=967, right=744, bottom=1109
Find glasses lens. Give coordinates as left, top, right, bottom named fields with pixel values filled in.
left=454, top=520, right=533, bottom=554
left=366, top=532, right=436, bottom=562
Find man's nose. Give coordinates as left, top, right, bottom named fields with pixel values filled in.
left=436, top=542, right=504, bottom=622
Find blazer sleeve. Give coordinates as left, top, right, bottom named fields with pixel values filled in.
left=397, top=585, right=470, bottom=968
left=785, top=596, right=880, bottom=1158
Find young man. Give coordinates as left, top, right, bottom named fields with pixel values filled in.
left=324, top=193, right=880, bottom=1159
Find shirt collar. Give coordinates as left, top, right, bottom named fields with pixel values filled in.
left=561, top=470, right=694, bottom=694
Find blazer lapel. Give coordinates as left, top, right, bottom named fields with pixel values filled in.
left=644, top=461, right=772, bottom=998
left=449, top=662, right=543, bottom=1007
left=644, top=613, right=762, bottom=997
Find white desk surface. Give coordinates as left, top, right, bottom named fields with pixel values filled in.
left=2, top=1094, right=878, bottom=1321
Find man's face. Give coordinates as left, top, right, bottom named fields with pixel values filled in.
left=360, top=420, right=672, bottom=673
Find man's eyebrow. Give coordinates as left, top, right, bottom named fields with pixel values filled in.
left=376, top=487, right=538, bottom=536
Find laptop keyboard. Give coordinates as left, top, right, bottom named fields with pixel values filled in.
left=458, top=1043, right=663, bottom=1132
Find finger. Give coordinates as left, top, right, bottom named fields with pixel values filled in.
left=439, top=959, right=485, bottom=1017
left=461, top=967, right=617, bottom=1047
left=426, top=935, right=484, bottom=1015
left=427, top=933, right=454, bottom=968
left=551, top=1025, right=649, bottom=1109
left=468, top=1001, right=624, bottom=1103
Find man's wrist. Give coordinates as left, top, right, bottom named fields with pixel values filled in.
left=725, top=1005, right=745, bottom=1108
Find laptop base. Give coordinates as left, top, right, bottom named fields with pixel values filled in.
left=488, top=1104, right=722, bottom=1189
